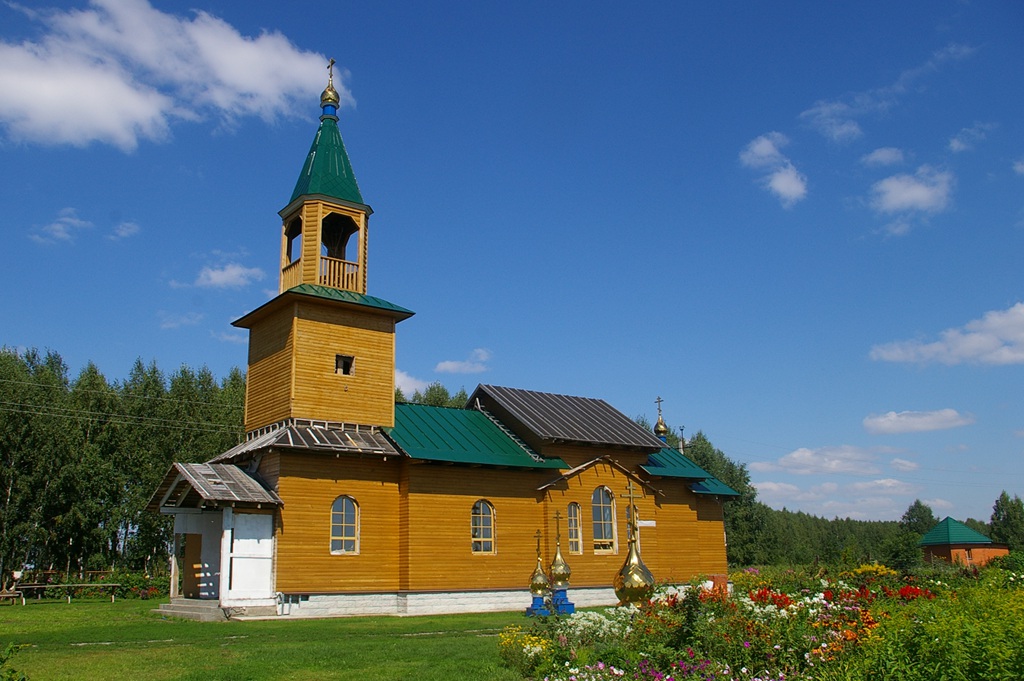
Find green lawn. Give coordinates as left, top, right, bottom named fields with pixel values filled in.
left=1, top=599, right=526, bottom=680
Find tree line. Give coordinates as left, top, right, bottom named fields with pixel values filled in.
left=0, top=348, right=244, bottom=582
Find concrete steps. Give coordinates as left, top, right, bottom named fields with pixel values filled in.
left=153, top=598, right=228, bottom=622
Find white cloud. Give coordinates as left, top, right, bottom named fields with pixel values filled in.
left=749, top=445, right=879, bottom=476
left=948, top=122, right=995, bottom=153
left=870, top=165, right=953, bottom=215
left=847, top=478, right=917, bottom=496
left=799, top=100, right=863, bottom=143
left=0, top=0, right=343, bottom=150
left=1013, top=159, right=1024, bottom=176
left=109, top=221, right=140, bottom=239
left=863, top=409, right=975, bottom=435
left=870, top=302, right=1024, bottom=365
left=395, top=369, right=428, bottom=396
left=194, top=263, right=264, bottom=288
left=435, top=348, right=491, bottom=374
left=923, top=498, right=954, bottom=511
left=739, top=132, right=807, bottom=208
left=799, top=43, right=975, bottom=144
left=890, top=458, right=919, bottom=472
left=29, top=207, right=92, bottom=244
left=211, top=330, right=246, bottom=344
left=861, top=147, right=905, bottom=167
left=158, top=310, right=203, bottom=329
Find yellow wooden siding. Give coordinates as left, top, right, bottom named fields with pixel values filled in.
left=244, top=306, right=295, bottom=431
left=291, top=301, right=395, bottom=427
left=272, top=451, right=729, bottom=594
left=275, top=453, right=401, bottom=593
left=401, top=464, right=546, bottom=591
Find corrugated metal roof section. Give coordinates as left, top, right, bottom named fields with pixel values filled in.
left=469, top=384, right=666, bottom=450
left=150, top=463, right=282, bottom=512
left=920, top=517, right=995, bottom=546
left=389, top=403, right=565, bottom=468
left=209, top=422, right=398, bottom=464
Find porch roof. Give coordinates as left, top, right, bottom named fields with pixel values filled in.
left=148, top=463, right=283, bottom=513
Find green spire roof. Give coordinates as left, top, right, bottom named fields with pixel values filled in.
left=289, top=110, right=364, bottom=206
left=919, top=517, right=994, bottom=546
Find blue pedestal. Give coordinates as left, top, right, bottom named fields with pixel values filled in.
left=550, top=587, right=575, bottom=615
left=525, top=594, right=550, bottom=617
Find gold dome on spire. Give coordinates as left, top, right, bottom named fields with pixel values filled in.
left=654, top=396, right=670, bottom=438
left=321, top=58, right=341, bottom=107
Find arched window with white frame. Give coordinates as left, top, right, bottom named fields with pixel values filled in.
left=471, top=500, right=495, bottom=554
left=567, top=502, right=582, bottom=554
left=592, top=486, right=616, bottom=553
left=330, top=495, right=359, bottom=554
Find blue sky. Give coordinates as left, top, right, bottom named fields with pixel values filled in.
left=2, top=0, right=1022, bottom=522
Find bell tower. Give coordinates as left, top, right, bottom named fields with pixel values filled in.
left=279, top=60, right=370, bottom=295
left=233, top=62, right=413, bottom=433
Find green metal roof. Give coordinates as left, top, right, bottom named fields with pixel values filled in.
left=919, top=517, right=994, bottom=546
left=288, top=284, right=414, bottom=319
left=641, top=447, right=741, bottom=497
left=231, top=284, right=414, bottom=329
left=290, top=115, right=364, bottom=206
left=388, top=403, right=566, bottom=469
left=689, top=478, right=741, bottom=497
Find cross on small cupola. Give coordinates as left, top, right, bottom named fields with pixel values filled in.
left=654, top=396, right=670, bottom=441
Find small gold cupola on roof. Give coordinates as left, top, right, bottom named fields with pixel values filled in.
left=654, top=396, right=670, bottom=441
left=279, top=58, right=370, bottom=295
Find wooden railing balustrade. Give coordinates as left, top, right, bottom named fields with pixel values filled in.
left=281, top=259, right=302, bottom=291
left=319, top=255, right=359, bottom=290
left=281, top=256, right=360, bottom=292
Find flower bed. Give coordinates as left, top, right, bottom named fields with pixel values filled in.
left=499, top=561, right=1024, bottom=680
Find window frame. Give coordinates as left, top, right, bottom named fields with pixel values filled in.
left=567, top=502, right=582, bottom=554
left=330, top=495, right=360, bottom=555
left=335, top=354, right=355, bottom=375
left=592, top=486, right=617, bottom=554
left=471, top=499, right=496, bottom=554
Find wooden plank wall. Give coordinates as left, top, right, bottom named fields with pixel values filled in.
left=275, top=453, right=401, bottom=592
left=401, top=464, right=547, bottom=592
left=291, top=301, right=395, bottom=427
left=245, top=306, right=295, bottom=431
left=271, top=448, right=730, bottom=594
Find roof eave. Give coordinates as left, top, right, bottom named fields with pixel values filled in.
left=279, top=193, right=373, bottom=219
left=232, top=287, right=414, bottom=329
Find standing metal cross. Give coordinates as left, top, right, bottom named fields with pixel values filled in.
left=553, top=510, right=562, bottom=544
left=327, top=58, right=336, bottom=83
left=534, top=529, right=542, bottom=557
left=655, top=396, right=664, bottom=417
left=625, top=480, right=640, bottom=541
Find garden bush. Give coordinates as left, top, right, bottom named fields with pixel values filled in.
left=499, top=562, right=1024, bottom=680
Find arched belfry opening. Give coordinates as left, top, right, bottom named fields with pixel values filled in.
left=279, top=203, right=368, bottom=294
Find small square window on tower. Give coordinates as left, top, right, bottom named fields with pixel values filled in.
left=335, top=354, right=355, bottom=376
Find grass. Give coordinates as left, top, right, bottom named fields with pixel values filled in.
left=1, top=599, right=526, bottom=680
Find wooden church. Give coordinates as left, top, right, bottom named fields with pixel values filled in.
left=149, top=69, right=737, bottom=618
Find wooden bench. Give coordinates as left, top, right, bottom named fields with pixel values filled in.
left=0, top=590, right=24, bottom=605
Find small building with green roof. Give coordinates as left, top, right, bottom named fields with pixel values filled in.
left=919, top=517, right=1009, bottom=567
